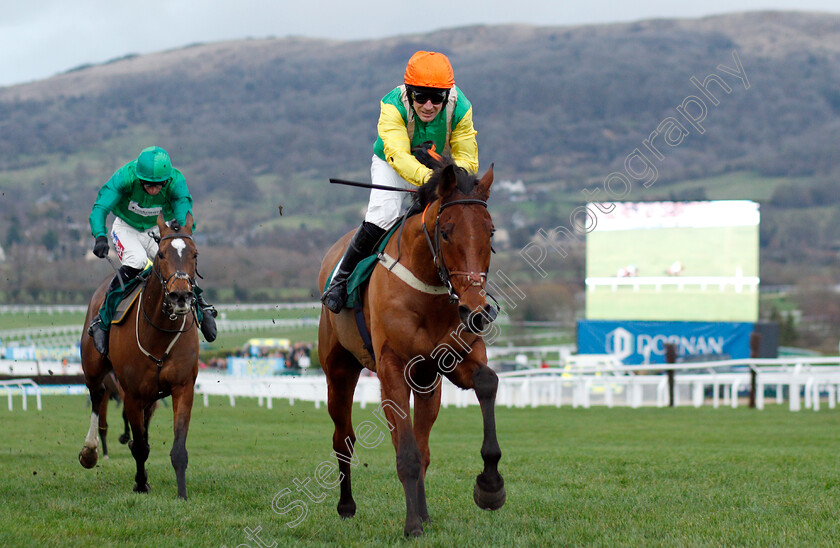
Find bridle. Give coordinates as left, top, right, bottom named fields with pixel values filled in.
left=150, top=233, right=197, bottom=322
left=421, top=198, right=490, bottom=304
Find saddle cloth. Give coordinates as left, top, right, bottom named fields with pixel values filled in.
left=111, top=284, right=144, bottom=325
left=324, top=224, right=400, bottom=309
left=104, top=264, right=152, bottom=326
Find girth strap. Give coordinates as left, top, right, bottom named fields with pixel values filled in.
left=353, top=303, right=376, bottom=363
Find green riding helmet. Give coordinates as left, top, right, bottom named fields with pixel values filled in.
left=136, top=146, right=172, bottom=182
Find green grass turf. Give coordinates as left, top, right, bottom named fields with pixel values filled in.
left=1, top=395, right=839, bottom=546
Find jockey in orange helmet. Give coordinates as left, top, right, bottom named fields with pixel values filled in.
left=321, top=51, right=479, bottom=313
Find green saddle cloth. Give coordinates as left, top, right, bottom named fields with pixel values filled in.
left=325, top=223, right=400, bottom=309
left=99, top=265, right=152, bottom=327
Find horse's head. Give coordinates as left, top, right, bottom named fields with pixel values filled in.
left=154, top=212, right=198, bottom=318
left=420, top=160, right=496, bottom=334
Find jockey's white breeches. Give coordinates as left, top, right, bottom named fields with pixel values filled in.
left=109, top=217, right=160, bottom=270
left=364, top=155, right=416, bottom=230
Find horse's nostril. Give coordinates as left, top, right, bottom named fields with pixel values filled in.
left=169, top=292, right=193, bottom=308
left=458, top=305, right=489, bottom=334
left=484, top=304, right=498, bottom=323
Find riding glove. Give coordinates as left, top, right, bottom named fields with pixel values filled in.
left=93, top=236, right=110, bottom=258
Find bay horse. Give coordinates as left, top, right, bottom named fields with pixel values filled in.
left=79, top=213, right=200, bottom=499
left=318, top=160, right=505, bottom=537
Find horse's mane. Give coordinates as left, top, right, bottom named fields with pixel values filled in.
left=412, top=149, right=479, bottom=213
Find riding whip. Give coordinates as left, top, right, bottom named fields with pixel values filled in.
left=103, top=255, right=126, bottom=293
left=329, top=178, right=418, bottom=193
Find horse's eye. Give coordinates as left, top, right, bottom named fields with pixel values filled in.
left=193, top=252, right=199, bottom=260
left=158, top=252, right=164, bottom=259
left=440, top=230, right=450, bottom=242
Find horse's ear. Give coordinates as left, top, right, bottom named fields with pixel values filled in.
left=476, top=164, right=494, bottom=200
left=437, top=164, right=458, bottom=200
left=156, top=213, right=168, bottom=234
left=184, top=212, right=194, bottom=235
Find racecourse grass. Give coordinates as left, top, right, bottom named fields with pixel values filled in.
left=2, top=396, right=840, bottom=547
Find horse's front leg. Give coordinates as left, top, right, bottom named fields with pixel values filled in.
left=379, top=347, right=425, bottom=537
left=445, top=357, right=505, bottom=511
left=124, top=395, right=151, bottom=493
left=170, top=384, right=195, bottom=500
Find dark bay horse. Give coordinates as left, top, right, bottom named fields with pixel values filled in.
left=318, top=160, right=505, bottom=537
left=79, top=213, right=200, bottom=499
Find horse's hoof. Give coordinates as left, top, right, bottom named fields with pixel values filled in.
left=102, top=454, right=110, bottom=460
left=118, top=434, right=130, bottom=445
left=404, top=523, right=424, bottom=538
left=337, top=501, right=356, bottom=519
left=473, top=482, right=506, bottom=510
left=79, top=447, right=98, bottom=469
left=133, top=483, right=151, bottom=493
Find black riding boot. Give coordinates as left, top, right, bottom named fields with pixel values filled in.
left=88, top=265, right=141, bottom=355
left=195, top=293, right=218, bottom=342
left=321, top=221, right=386, bottom=313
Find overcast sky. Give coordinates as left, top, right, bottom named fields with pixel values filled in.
left=2, top=1, right=839, bottom=87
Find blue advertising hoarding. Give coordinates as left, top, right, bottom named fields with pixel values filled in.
left=577, top=320, right=754, bottom=365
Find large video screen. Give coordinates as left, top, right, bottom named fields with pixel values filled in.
left=585, top=201, right=759, bottom=322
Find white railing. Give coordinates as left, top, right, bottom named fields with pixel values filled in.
left=190, top=356, right=840, bottom=412
left=0, top=360, right=84, bottom=376
left=0, top=318, right=321, bottom=347
left=585, top=275, right=760, bottom=293
left=0, top=379, right=42, bottom=411
left=0, top=302, right=320, bottom=315
left=10, top=356, right=840, bottom=413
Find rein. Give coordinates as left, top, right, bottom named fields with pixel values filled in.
left=421, top=198, right=490, bottom=303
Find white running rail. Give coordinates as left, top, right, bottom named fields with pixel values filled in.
left=190, top=355, right=840, bottom=412
left=0, top=379, right=42, bottom=411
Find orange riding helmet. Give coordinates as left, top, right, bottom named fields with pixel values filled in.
left=404, top=51, right=455, bottom=89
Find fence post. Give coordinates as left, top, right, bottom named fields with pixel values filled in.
left=665, top=343, right=676, bottom=407
left=749, top=332, right=761, bottom=409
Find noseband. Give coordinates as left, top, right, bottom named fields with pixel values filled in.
left=152, top=233, right=196, bottom=320
left=421, top=199, right=489, bottom=304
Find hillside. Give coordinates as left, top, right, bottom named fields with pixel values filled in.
left=1, top=11, right=840, bottom=343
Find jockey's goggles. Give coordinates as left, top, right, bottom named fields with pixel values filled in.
left=411, top=88, right=448, bottom=105
left=141, top=179, right=168, bottom=188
